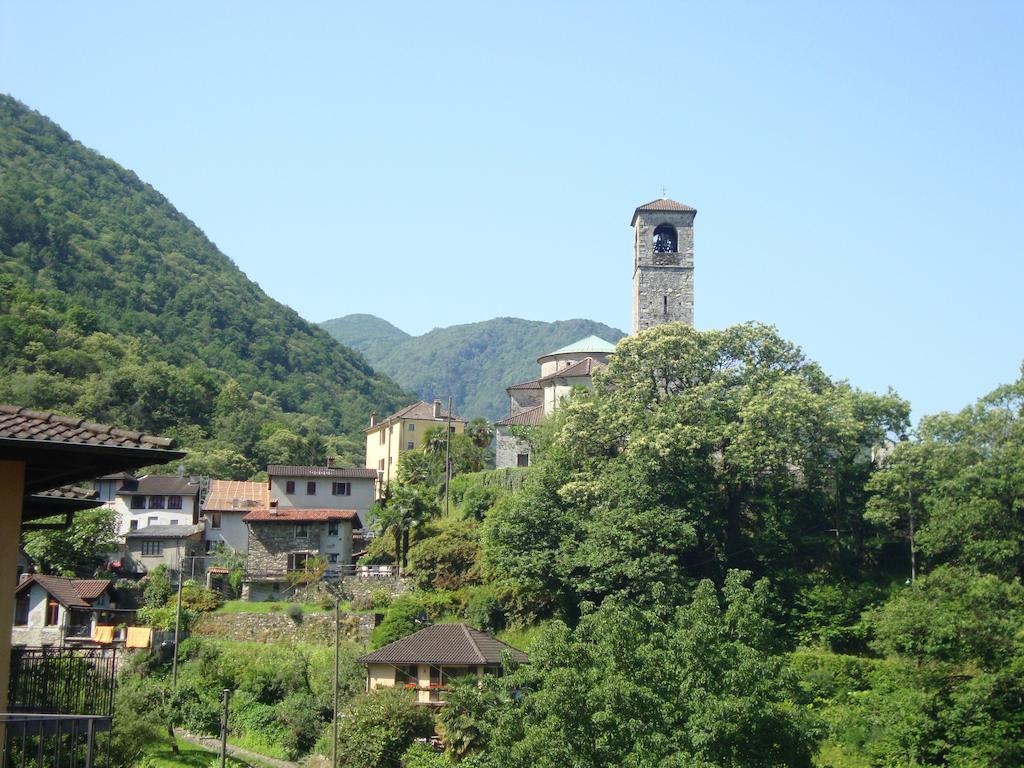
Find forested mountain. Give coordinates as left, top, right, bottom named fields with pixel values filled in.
left=0, top=94, right=411, bottom=476
left=320, top=315, right=626, bottom=419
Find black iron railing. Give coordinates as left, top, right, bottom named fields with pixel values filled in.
left=0, top=713, right=112, bottom=768
left=8, top=649, right=116, bottom=718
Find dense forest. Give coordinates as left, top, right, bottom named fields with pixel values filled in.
left=321, top=314, right=626, bottom=420
left=0, top=95, right=412, bottom=475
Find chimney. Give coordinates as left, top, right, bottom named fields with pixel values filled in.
left=369, top=411, right=378, bottom=427
left=326, top=456, right=336, bottom=468
left=433, top=399, right=442, bottom=419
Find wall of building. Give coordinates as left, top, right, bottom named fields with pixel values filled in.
left=114, top=495, right=198, bottom=537
left=366, top=417, right=466, bottom=491
left=269, top=476, right=375, bottom=515
left=366, top=662, right=486, bottom=703
left=203, top=510, right=249, bottom=553
left=495, top=429, right=531, bottom=470
left=509, top=389, right=542, bottom=416
left=125, top=535, right=202, bottom=574
left=631, top=210, right=695, bottom=333
left=246, top=520, right=354, bottom=579
left=11, top=584, right=66, bottom=647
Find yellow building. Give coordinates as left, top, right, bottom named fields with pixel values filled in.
left=365, top=400, right=465, bottom=494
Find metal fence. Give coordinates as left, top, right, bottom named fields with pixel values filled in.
left=0, top=713, right=112, bottom=768
left=7, top=649, right=116, bottom=718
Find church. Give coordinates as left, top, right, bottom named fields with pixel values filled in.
left=494, top=197, right=696, bottom=468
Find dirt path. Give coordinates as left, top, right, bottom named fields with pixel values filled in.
left=173, top=729, right=298, bottom=768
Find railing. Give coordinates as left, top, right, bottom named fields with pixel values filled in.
left=245, top=564, right=399, bottom=582
left=0, top=714, right=112, bottom=768
left=8, top=649, right=116, bottom=718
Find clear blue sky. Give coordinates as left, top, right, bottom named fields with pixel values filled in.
left=2, top=2, right=1021, bottom=421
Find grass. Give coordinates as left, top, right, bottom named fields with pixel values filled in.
left=140, top=738, right=254, bottom=768
left=215, top=599, right=329, bottom=615
left=497, top=622, right=551, bottom=653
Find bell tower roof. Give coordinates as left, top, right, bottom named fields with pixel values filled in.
left=631, top=198, right=697, bottom=225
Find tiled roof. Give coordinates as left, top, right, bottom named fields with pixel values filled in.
left=495, top=405, right=546, bottom=427
left=539, top=356, right=606, bottom=382
left=539, top=335, right=617, bottom=360
left=242, top=508, right=363, bottom=526
left=35, top=485, right=98, bottom=501
left=369, top=401, right=465, bottom=431
left=125, top=522, right=205, bottom=539
left=358, top=623, right=529, bottom=666
left=267, top=466, right=379, bottom=479
left=16, top=575, right=113, bottom=609
left=631, top=197, right=697, bottom=224
left=118, top=475, right=198, bottom=496
left=506, top=379, right=542, bottom=391
left=204, top=480, right=270, bottom=511
left=0, top=405, right=174, bottom=450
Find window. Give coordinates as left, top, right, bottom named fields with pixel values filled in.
left=328, top=520, right=339, bottom=537
left=129, top=520, right=139, bottom=531
left=148, top=495, right=165, bottom=510
left=295, top=523, right=309, bottom=538
left=406, top=441, right=415, bottom=450
left=407, top=423, right=415, bottom=432
left=449, top=427, right=456, bottom=433
left=14, top=594, right=29, bottom=626
left=306, top=481, right=316, bottom=495
left=328, top=553, right=339, bottom=564
left=45, top=597, right=60, bottom=626
left=653, top=223, right=678, bottom=253
left=516, top=453, right=530, bottom=467
left=332, top=482, right=351, bottom=496
left=378, top=459, right=385, bottom=472
left=130, top=495, right=146, bottom=509
left=286, top=480, right=295, bottom=494
left=167, top=495, right=182, bottom=510
left=394, top=664, right=418, bottom=685
left=169, top=519, right=179, bottom=526
left=287, top=552, right=311, bottom=571
left=211, top=512, right=222, bottom=530
left=142, top=540, right=162, bottom=557
left=148, top=516, right=158, bottom=526
left=379, top=429, right=386, bottom=445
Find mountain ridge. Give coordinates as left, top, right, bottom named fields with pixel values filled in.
left=320, top=314, right=626, bottom=420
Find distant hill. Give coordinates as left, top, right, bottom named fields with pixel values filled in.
left=0, top=94, right=411, bottom=472
left=320, top=315, right=627, bottom=420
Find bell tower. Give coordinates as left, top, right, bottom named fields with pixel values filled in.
left=631, top=197, right=696, bottom=334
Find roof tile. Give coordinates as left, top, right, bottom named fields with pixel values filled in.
left=0, top=405, right=174, bottom=450
left=358, top=623, right=529, bottom=666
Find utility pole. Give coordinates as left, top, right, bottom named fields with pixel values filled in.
left=444, top=395, right=453, bottom=516
left=220, top=688, right=231, bottom=768
left=171, top=562, right=184, bottom=688
left=332, top=595, right=340, bottom=768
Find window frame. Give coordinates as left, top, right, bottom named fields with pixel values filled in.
left=306, top=481, right=317, bottom=495
left=148, top=495, right=165, bottom=510
left=45, top=597, right=60, bottom=627
left=285, top=480, right=295, bottom=494
left=294, top=523, right=309, bottom=539
left=167, top=495, right=182, bottom=510
left=130, top=495, right=146, bottom=510
left=331, top=481, right=351, bottom=496
left=141, top=540, right=163, bottom=557
left=210, top=512, right=222, bottom=530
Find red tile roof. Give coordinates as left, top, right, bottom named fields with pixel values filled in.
left=16, top=575, right=113, bottom=608
left=506, top=379, right=542, bottom=391
left=204, top=480, right=270, bottom=511
left=242, top=508, right=363, bottom=525
left=368, top=401, right=465, bottom=431
left=358, top=623, right=529, bottom=666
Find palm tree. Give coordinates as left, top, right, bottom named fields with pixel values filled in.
left=466, top=418, right=494, bottom=448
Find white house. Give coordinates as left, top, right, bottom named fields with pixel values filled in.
left=12, top=575, right=122, bottom=647
left=201, top=479, right=268, bottom=554
left=113, top=475, right=200, bottom=537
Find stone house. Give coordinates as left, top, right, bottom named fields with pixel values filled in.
left=112, top=475, right=200, bottom=537
left=242, top=507, right=362, bottom=601
left=124, top=522, right=205, bottom=576
left=358, top=623, right=528, bottom=705
left=364, top=400, right=465, bottom=495
left=12, top=575, right=123, bottom=647
left=201, top=479, right=269, bottom=554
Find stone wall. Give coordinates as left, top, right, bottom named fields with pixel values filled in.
left=632, top=209, right=695, bottom=333
left=496, top=428, right=531, bottom=469
left=192, top=610, right=365, bottom=645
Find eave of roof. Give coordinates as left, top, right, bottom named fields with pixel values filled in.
left=495, top=405, right=546, bottom=427
left=357, top=623, right=529, bottom=666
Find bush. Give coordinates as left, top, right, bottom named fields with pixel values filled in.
left=276, top=692, right=326, bottom=759
left=143, top=565, right=174, bottom=608
left=371, top=588, right=393, bottom=610
left=285, top=603, right=304, bottom=622
left=460, top=484, right=501, bottom=520
left=169, top=682, right=221, bottom=734
left=137, top=604, right=196, bottom=631
left=333, top=688, right=434, bottom=768
left=370, top=595, right=427, bottom=649
left=408, top=524, right=481, bottom=591
left=466, top=586, right=506, bottom=634
left=174, top=582, right=223, bottom=612
left=401, top=742, right=447, bottom=768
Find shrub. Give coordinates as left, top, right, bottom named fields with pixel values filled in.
left=334, top=688, right=434, bottom=768
left=137, top=604, right=196, bottom=631
left=371, top=588, right=393, bottom=610
left=173, top=582, right=223, bottom=612
left=408, top=525, right=481, bottom=591
left=401, top=742, right=447, bottom=768
left=370, top=595, right=427, bottom=649
left=466, top=586, right=506, bottom=634
left=460, top=484, right=501, bottom=520
left=285, top=603, right=304, bottom=622
left=142, top=565, right=174, bottom=608
left=276, top=692, right=327, bottom=759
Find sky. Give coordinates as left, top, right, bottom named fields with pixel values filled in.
left=2, top=2, right=1022, bottom=422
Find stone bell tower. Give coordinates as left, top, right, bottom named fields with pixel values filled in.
left=631, top=197, right=696, bottom=334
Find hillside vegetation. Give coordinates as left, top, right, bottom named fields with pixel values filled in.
left=320, top=315, right=626, bottom=420
left=0, top=95, right=411, bottom=474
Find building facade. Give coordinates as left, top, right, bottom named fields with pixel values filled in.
left=364, top=400, right=465, bottom=494
left=124, top=523, right=206, bottom=575
left=112, top=475, right=200, bottom=537
left=201, top=479, right=269, bottom=554
left=12, top=575, right=120, bottom=647
left=631, top=197, right=696, bottom=334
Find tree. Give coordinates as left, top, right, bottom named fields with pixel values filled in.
left=466, top=418, right=495, bottom=448
left=334, top=687, right=435, bottom=768
left=483, top=323, right=908, bottom=618
left=373, top=486, right=438, bottom=574
left=408, top=522, right=481, bottom=591
left=22, top=507, right=117, bottom=576
left=475, top=572, right=817, bottom=768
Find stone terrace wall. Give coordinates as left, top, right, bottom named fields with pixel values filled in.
left=193, top=611, right=365, bottom=645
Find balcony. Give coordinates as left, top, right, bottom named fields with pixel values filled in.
left=3, top=648, right=116, bottom=768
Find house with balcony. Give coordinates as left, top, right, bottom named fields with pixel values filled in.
left=358, top=623, right=528, bottom=705
left=12, top=575, right=126, bottom=648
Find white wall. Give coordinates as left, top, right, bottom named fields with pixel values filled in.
left=203, top=510, right=249, bottom=553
